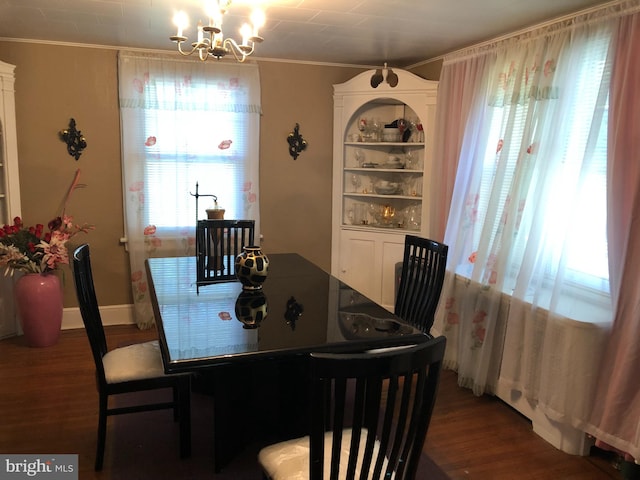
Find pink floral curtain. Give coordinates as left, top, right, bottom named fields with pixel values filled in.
left=118, top=52, right=261, bottom=328
left=432, top=8, right=616, bottom=409
left=430, top=1, right=640, bottom=459
left=584, top=10, right=640, bottom=462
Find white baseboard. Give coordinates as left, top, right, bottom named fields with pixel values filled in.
left=62, top=304, right=135, bottom=330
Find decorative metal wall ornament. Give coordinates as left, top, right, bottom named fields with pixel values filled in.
left=59, top=118, right=87, bottom=160
left=287, top=123, right=308, bottom=160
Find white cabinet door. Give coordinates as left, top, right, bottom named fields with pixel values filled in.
left=338, top=229, right=406, bottom=311
left=338, top=230, right=378, bottom=302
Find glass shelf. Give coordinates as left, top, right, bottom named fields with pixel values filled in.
left=344, top=141, right=425, bottom=147
left=345, top=193, right=422, bottom=200
left=340, top=100, right=426, bottom=234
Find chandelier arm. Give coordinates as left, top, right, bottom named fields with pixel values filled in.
left=223, top=38, right=253, bottom=62
left=199, top=47, right=211, bottom=61
left=175, top=39, right=212, bottom=58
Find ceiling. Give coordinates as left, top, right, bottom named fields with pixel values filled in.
left=0, top=0, right=613, bottom=67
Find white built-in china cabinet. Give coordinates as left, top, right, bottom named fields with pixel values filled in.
left=331, top=69, right=437, bottom=311
left=0, top=60, right=21, bottom=339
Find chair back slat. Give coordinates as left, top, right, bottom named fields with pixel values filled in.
left=195, top=219, right=255, bottom=291
left=395, top=235, right=448, bottom=334
left=72, top=244, right=108, bottom=384
left=309, top=336, right=446, bottom=480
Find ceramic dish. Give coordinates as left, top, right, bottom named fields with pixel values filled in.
left=381, top=162, right=405, bottom=169
left=374, top=185, right=399, bottom=195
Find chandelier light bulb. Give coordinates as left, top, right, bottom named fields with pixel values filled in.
left=173, top=11, right=189, bottom=38
left=240, top=23, right=252, bottom=46
left=250, top=8, right=265, bottom=37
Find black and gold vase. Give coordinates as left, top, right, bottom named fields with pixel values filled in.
left=235, top=246, right=269, bottom=290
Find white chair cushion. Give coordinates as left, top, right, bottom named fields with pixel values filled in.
left=102, top=340, right=166, bottom=383
left=258, top=428, right=389, bottom=480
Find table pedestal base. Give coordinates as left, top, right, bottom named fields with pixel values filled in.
left=192, top=357, right=311, bottom=473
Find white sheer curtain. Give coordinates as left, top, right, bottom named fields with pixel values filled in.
left=118, top=52, right=261, bottom=328
left=429, top=54, right=493, bottom=241
left=432, top=10, right=617, bottom=406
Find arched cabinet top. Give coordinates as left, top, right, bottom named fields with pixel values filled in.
left=334, top=68, right=437, bottom=96
left=333, top=68, right=437, bottom=122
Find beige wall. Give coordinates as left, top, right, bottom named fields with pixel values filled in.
left=0, top=41, right=364, bottom=309
left=409, top=59, right=444, bottom=81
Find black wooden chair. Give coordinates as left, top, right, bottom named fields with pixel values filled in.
left=72, top=244, right=191, bottom=471
left=395, top=235, right=448, bottom=335
left=195, top=219, right=255, bottom=292
left=258, top=336, right=446, bottom=480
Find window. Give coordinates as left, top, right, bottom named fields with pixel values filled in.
left=467, top=32, right=611, bottom=302
left=118, top=54, right=261, bottom=244
left=118, top=54, right=261, bottom=327
left=143, top=79, right=253, bottom=232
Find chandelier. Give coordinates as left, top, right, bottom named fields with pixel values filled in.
left=170, top=0, right=265, bottom=62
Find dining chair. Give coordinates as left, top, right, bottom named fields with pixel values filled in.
left=195, top=219, right=255, bottom=292
left=395, top=235, right=448, bottom=335
left=72, top=244, right=191, bottom=471
left=258, top=336, right=446, bottom=480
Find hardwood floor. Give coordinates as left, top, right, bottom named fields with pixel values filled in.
left=0, top=325, right=623, bottom=479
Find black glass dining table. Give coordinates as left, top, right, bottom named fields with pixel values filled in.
left=146, top=253, right=428, bottom=372
left=145, top=253, right=429, bottom=471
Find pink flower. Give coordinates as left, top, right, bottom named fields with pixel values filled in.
left=242, top=182, right=252, bottom=192
left=475, top=326, right=486, bottom=342
left=133, top=78, right=144, bottom=94
left=145, top=136, right=156, bottom=147
left=219, top=312, right=232, bottom=321
left=129, top=181, right=144, bottom=192
left=143, top=225, right=157, bottom=236
left=544, top=59, right=556, bottom=76
left=445, top=297, right=455, bottom=309
left=218, top=139, right=232, bottom=150
left=447, top=312, right=459, bottom=325
left=247, top=192, right=257, bottom=203
left=468, top=252, right=477, bottom=263
left=0, top=173, right=93, bottom=274
left=472, top=310, right=487, bottom=324
left=131, top=270, right=143, bottom=282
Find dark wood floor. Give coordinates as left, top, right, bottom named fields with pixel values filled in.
left=0, top=325, right=623, bottom=479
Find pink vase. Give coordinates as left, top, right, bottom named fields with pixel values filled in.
left=15, top=273, right=63, bottom=347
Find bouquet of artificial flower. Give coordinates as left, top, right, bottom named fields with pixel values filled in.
left=0, top=169, right=93, bottom=275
